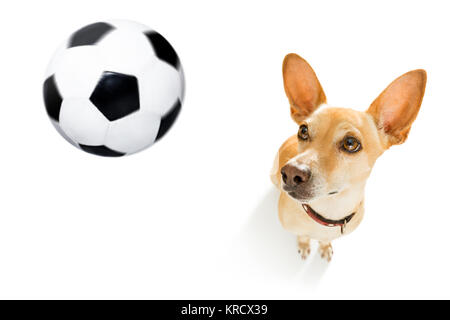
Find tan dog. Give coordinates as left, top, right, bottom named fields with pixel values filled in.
left=271, top=54, right=426, bottom=261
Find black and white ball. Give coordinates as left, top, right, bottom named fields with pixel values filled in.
left=43, top=20, right=185, bottom=157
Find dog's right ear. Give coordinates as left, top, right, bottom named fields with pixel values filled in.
left=282, top=53, right=326, bottom=124
left=367, top=69, right=427, bottom=146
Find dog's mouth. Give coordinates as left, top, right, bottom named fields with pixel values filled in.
left=301, top=204, right=355, bottom=228
left=286, top=191, right=312, bottom=202
left=282, top=184, right=313, bottom=202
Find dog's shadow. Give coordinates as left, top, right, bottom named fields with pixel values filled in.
left=231, top=188, right=329, bottom=289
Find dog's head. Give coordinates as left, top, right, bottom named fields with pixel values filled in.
left=280, top=54, right=426, bottom=203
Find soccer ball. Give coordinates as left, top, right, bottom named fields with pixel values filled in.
left=43, top=20, right=185, bottom=157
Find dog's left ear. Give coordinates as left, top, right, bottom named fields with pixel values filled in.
left=367, top=69, right=427, bottom=146
left=283, top=54, right=327, bottom=124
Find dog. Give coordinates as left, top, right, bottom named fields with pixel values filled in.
left=270, top=54, right=426, bottom=261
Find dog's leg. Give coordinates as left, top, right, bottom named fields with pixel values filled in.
left=318, top=241, right=333, bottom=262
left=297, top=236, right=311, bottom=259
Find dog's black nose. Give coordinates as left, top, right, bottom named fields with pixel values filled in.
left=281, top=164, right=311, bottom=187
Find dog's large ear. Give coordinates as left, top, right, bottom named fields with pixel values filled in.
left=282, top=53, right=327, bottom=124
left=367, top=70, right=427, bottom=146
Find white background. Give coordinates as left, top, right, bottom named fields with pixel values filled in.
left=0, top=0, right=448, bottom=299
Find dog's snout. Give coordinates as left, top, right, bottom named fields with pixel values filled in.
left=281, top=164, right=311, bottom=187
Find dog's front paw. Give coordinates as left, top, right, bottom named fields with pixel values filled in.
left=297, top=236, right=311, bottom=260
left=298, top=244, right=311, bottom=260
left=319, top=242, right=333, bottom=262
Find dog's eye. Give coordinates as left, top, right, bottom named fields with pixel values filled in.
left=298, top=125, right=309, bottom=141
left=341, top=136, right=361, bottom=153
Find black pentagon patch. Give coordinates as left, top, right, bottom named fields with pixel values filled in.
left=68, top=22, right=114, bottom=48
left=79, top=144, right=125, bottom=157
left=43, top=75, right=63, bottom=122
left=155, top=99, right=182, bottom=141
left=144, top=31, right=180, bottom=69
left=90, top=71, right=140, bottom=121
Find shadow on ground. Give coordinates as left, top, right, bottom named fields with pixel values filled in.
left=230, top=188, right=329, bottom=289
